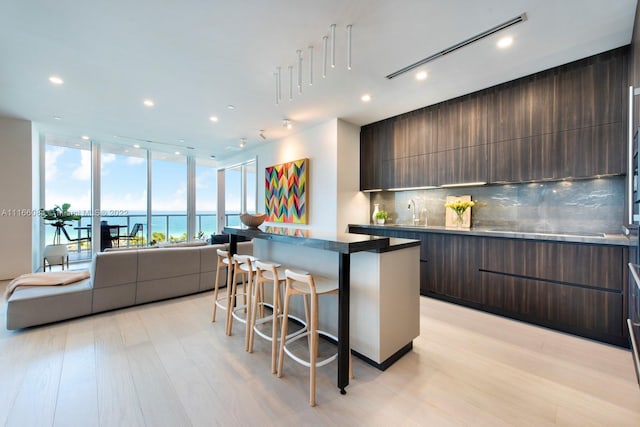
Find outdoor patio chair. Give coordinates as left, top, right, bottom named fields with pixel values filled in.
left=119, top=223, right=144, bottom=247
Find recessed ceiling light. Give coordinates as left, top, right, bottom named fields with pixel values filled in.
left=133, top=144, right=140, bottom=148
left=53, top=115, right=62, bottom=120
left=283, top=119, right=292, bottom=129
left=361, top=94, right=371, bottom=102
left=497, top=36, right=513, bottom=49
left=227, top=105, right=236, bottom=110
left=240, top=138, right=247, bottom=148
left=209, top=116, right=219, bottom=122
left=175, top=151, right=180, bottom=155
left=81, top=135, right=89, bottom=140
left=48, top=76, right=64, bottom=85
left=143, top=99, right=155, bottom=107
left=210, top=155, right=216, bottom=159
left=177, top=139, right=185, bottom=143
left=416, top=71, right=428, bottom=81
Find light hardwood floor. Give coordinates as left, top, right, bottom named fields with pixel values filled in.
left=0, top=280, right=639, bottom=427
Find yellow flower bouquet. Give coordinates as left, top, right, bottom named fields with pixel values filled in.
left=444, top=198, right=476, bottom=228
left=444, top=199, right=475, bottom=215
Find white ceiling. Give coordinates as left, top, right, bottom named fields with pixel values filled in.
left=0, top=0, right=636, bottom=159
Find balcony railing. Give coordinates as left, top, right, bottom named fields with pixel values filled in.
left=49, top=213, right=242, bottom=261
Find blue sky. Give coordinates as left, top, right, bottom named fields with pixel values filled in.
left=45, top=145, right=222, bottom=213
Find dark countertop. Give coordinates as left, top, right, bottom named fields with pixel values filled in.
left=349, top=223, right=636, bottom=247
left=223, top=225, right=419, bottom=254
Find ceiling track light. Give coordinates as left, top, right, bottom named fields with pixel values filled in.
left=240, top=138, right=247, bottom=148
left=322, top=35, right=328, bottom=78
left=277, top=67, right=281, bottom=102
left=283, top=119, right=292, bottom=129
left=297, top=49, right=303, bottom=94
left=346, top=24, right=352, bottom=70
left=330, top=24, right=336, bottom=68
left=308, top=46, right=313, bottom=86
left=386, top=12, right=527, bottom=79
left=272, top=22, right=351, bottom=104
left=288, top=65, right=293, bottom=100
left=274, top=72, right=278, bottom=105
left=259, top=130, right=266, bottom=140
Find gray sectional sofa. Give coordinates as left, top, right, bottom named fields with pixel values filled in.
left=6, top=241, right=252, bottom=330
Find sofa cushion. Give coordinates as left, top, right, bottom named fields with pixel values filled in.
left=137, top=247, right=200, bottom=281
left=92, top=251, right=138, bottom=289
left=136, top=275, right=200, bottom=304
left=6, top=278, right=93, bottom=329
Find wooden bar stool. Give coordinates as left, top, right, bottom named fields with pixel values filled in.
left=248, top=261, right=308, bottom=373
left=277, top=269, right=351, bottom=407
left=226, top=254, right=258, bottom=350
left=211, top=249, right=232, bottom=323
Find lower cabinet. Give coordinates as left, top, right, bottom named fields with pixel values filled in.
left=348, top=225, right=629, bottom=346
left=421, top=234, right=628, bottom=346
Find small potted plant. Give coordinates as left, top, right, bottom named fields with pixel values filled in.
left=374, top=210, right=388, bottom=225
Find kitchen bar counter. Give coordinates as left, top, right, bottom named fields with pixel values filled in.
left=223, top=225, right=421, bottom=394
left=349, top=223, right=635, bottom=246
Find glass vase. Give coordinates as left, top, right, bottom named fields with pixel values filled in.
left=372, top=203, right=380, bottom=224
left=455, top=211, right=465, bottom=228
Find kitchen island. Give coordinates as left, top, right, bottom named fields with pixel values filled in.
left=224, top=225, right=421, bottom=394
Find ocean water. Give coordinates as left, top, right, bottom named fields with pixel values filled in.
left=44, top=211, right=241, bottom=244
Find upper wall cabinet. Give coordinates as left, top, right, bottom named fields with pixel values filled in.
left=487, top=48, right=627, bottom=182
left=360, top=119, right=393, bottom=190
left=360, top=46, right=629, bottom=191
left=437, top=92, right=488, bottom=150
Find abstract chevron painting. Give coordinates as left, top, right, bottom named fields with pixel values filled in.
left=265, top=158, right=308, bottom=224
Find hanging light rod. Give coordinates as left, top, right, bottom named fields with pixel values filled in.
left=385, top=12, right=527, bottom=79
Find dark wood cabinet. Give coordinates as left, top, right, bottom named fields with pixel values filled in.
left=360, top=119, right=392, bottom=190
left=359, top=46, right=628, bottom=189
left=348, top=225, right=629, bottom=347
left=437, top=93, right=488, bottom=150
left=421, top=233, right=483, bottom=303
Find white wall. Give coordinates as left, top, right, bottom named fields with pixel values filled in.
left=337, top=119, right=369, bottom=233
left=0, top=116, right=34, bottom=279
left=221, top=118, right=369, bottom=233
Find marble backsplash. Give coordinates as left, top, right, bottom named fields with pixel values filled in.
left=370, top=176, right=625, bottom=234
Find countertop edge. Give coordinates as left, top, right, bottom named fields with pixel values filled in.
left=368, top=238, right=421, bottom=253
left=349, top=224, right=636, bottom=247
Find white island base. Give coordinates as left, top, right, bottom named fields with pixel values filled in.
left=253, top=239, right=420, bottom=369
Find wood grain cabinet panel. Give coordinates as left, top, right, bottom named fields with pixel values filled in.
left=555, top=49, right=625, bottom=131
left=480, top=271, right=624, bottom=339
left=442, top=144, right=488, bottom=185
left=405, top=107, right=438, bottom=156
left=481, top=238, right=623, bottom=291
left=360, top=119, right=393, bottom=190
left=421, top=234, right=483, bottom=304
left=437, top=92, right=488, bottom=150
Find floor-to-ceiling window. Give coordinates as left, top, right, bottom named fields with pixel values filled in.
left=41, top=136, right=220, bottom=262
left=100, top=143, right=148, bottom=250
left=151, top=151, right=187, bottom=243
left=196, top=158, right=218, bottom=237
left=43, top=136, right=92, bottom=260
left=224, top=158, right=257, bottom=226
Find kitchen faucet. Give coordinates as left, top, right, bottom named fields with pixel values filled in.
left=408, top=199, right=419, bottom=225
